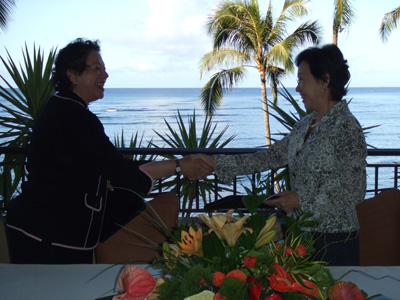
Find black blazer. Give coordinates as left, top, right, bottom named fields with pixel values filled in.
left=6, top=91, right=152, bottom=249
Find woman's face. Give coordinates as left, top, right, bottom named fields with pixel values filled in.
left=71, top=50, right=109, bottom=104
left=295, top=61, right=325, bottom=111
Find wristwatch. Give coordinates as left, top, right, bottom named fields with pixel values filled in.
left=175, top=159, right=181, bottom=175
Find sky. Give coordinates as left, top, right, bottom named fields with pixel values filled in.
left=0, top=0, right=399, bottom=88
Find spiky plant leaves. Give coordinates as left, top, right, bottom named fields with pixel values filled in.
left=152, top=110, right=235, bottom=216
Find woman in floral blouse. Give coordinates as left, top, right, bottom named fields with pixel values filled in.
left=210, top=44, right=367, bottom=266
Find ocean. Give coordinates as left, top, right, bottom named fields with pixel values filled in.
left=1, top=87, right=400, bottom=197
left=89, top=87, right=400, bottom=164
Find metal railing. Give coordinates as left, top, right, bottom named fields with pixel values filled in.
left=1, top=147, right=400, bottom=214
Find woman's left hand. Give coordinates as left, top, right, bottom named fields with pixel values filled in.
left=264, top=191, right=301, bottom=213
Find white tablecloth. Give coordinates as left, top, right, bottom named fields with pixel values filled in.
left=0, top=264, right=399, bottom=300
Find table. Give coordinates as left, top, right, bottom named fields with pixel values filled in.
left=0, top=264, right=399, bottom=299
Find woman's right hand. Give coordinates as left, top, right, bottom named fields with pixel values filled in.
left=180, top=154, right=217, bottom=180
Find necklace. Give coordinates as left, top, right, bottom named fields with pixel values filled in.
left=309, top=116, right=320, bottom=128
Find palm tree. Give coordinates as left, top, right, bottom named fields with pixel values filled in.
left=332, top=0, right=356, bottom=45
left=0, top=0, right=16, bottom=31
left=199, top=0, right=321, bottom=146
left=380, top=5, right=400, bottom=42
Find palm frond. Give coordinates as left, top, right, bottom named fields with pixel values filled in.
left=199, top=67, right=245, bottom=116
left=0, top=0, right=16, bottom=30
left=333, top=0, right=356, bottom=34
left=380, top=5, right=400, bottom=42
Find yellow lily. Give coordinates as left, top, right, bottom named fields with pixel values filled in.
left=254, top=216, right=277, bottom=248
left=177, top=227, right=204, bottom=257
left=200, top=209, right=253, bottom=247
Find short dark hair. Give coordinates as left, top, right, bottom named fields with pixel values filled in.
left=295, top=44, right=350, bottom=101
left=52, top=38, right=101, bottom=92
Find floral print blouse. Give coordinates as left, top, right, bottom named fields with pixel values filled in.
left=215, top=100, right=367, bottom=233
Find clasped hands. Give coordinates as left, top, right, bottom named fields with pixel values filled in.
left=179, top=154, right=217, bottom=180
left=263, top=190, right=301, bottom=214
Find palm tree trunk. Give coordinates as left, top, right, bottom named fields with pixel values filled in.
left=260, top=75, right=271, bottom=147
left=333, top=31, right=338, bottom=45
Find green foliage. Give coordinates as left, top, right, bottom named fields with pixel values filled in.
left=380, top=5, right=400, bottom=42
left=113, top=130, right=157, bottom=161
left=0, top=44, right=56, bottom=147
left=152, top=110, right=235, bottom=216
left=0, top=0, right=16, bottom=31
left=218, top=277, right=247, bottom=300
left=181, top=264, right=214, bottom=297
left=0, top=44, right=56, bottom=207
left=158, top=277, right=186, bottom=300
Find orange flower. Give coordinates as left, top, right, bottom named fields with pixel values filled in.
left=177, top=227, right=203, bottom=257
left=297, top=244, right=307, bottom=256
left=226, top=269, right=247, bottom=282
left=328, top=281, right=366, bottom=300
left=244, top=256, right=257, bottom=268
left=199, top=209, right=253, bottom=247
left=212, top=271, right=226, bottom=287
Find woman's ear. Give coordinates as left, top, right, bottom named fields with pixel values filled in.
left=67, top=69, right=78, bottom=85
left=322, top=73, right=331, bottom=89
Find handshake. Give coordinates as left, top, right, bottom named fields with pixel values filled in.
left=178, top=154, right=217, bottom=181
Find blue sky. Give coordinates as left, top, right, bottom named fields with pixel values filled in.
left=0, top=0, right=399, bottom=88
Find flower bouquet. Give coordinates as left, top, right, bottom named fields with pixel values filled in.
left=100, top=194, right=368, bottom=300
left=147, top=207, right=368, bottom=300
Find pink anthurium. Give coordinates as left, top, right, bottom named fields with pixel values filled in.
left=115, top=265, right=156, bottom=300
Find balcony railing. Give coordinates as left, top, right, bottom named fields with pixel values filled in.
left=1, top=147, right=400, bottom=215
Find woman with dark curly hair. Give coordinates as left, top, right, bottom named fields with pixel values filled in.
left=6, top=38, right=213, bottom=264
left=206, top=44, right=367, bottom=265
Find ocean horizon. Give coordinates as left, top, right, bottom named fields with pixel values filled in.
left=88, top=87, right=400, bottom=162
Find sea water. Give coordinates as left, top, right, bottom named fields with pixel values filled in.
left=1, top=87, right=400, bottom=195
left=90, top=87, right=400, bottom=163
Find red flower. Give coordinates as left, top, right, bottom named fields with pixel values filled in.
left=226, top=269, right=247, bottom=282
left=284, top=245, right=307, bottom=256
left=264, top=294, right=283, bottom=300
left=292, top=280, right=319, bottom=297
left=115, top=265, right=156, bottom=300
left=268, top=264, right=295, bottom=292
left=285, top=247, right=294, bottom=256
left=247, top=276, right=263, bottom=300
left=244, top=256, right=257, bottom=268
left=212, top=271, right=226, bottom=287
left=213, top=292, right=227, bottom=300
left=267, top=264, right=319, bottom=296
left=297, top=244, right=307, bottom=256
left=328, top=281, right=366, bottom=300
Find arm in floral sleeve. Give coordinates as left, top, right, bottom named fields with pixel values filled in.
left=214, top=134, right=291, bottom=184
left=334, top=118, right=367, bottom=206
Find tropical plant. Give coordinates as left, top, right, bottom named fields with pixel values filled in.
left=0, top=44, right=56, bottom=146
left=379, top=5, right=400, bottom=42
left=0, top=44, right=56, bottom=208
left=199, top=0, right=321, bottom=147
left=0, top=0, right=16, bottom=32
left=332, top=0, right=356, bottom=45
left=113, top=130, right=157, bottom=162
left=152, top=110, right=235, bottom=216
